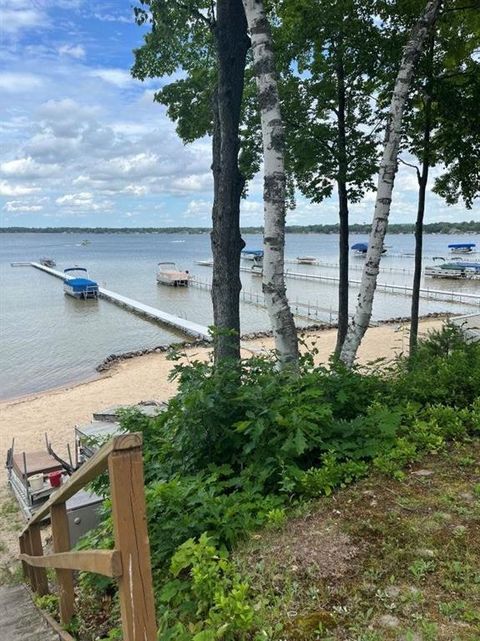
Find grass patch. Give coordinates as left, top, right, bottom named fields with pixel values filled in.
left=235, top=441, right=480, bottom=640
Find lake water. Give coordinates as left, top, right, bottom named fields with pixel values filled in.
left=1, top=232, right=478, bottom=399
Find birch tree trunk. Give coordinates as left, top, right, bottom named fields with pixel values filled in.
left=339, top=0, right=442, bottom=367
left=242, top=0, right=299, bottom=367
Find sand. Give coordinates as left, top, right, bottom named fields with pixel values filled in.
left=0, top=318, right=444, bottom=457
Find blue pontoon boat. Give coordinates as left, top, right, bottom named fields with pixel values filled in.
left=351, top=242, right=387, bottom=256
left=448, top=243, right=476, bottom=254
left=241, top=249, right=264, bottom=260
left=63, top=267, right=99, bottom=299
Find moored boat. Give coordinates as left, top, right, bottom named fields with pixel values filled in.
left=156, top=262, right=190, bottom=287
left=241, top=249, right=264, bottom=261
left=351, top=242, right=387, bottom=256
left=63, top=267, right=99, bottom=299
left=425, top=260, right=480, bottom=279
left=448, top=243, right=476, bottom=254
left=297, top=256, right=317, bottom=265
left=39, top=257, right=56, bottom=267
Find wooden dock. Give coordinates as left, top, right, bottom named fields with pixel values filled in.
left=30, top=263, right=211, bottom=341
left=283, top=269, right=480, bottom=306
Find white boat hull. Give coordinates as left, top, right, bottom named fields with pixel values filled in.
left=63, top=283, right=99, bottom=299
left=156, top=274, right=189, bottom=287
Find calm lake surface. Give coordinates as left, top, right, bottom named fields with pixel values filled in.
left=1, top=232, right=478, bottom=399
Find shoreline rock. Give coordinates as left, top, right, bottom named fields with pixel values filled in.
left=95, top=312, right=449, bottom=373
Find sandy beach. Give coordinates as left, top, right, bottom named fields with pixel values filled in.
left=0, top=318, right=444, bottom=457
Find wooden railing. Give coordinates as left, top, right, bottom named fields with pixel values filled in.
left=18, top=433, right=157, bottom=641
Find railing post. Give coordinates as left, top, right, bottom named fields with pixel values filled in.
left=29, top=523, right=49, bottom=596
left=108, top=446, right=157, bottom=641
left=24, top=529, right=38, bottom=592
left=19, top=532, right=32, bottom=586
left=51, top=503, right=75, bottom=624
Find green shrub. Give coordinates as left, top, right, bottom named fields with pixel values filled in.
left=157, top=534, right=265, bottom=641
left=74, top=326, right=480, bottom=639
left=390, top=324, right=480, bottom=407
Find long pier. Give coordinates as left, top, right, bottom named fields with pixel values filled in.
left=31, top=263, right=211, bottom=341
left=283, top=269, right=480, bottom=306
left=284, top=258, right=416, bottom=276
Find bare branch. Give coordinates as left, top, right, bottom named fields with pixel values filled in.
left=398, top=157, right=421, bottom=184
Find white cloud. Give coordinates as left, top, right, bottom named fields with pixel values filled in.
left=58, top=44, right=86, bottom=59
left=171, top=174, right=212, bottom=193
left=0, top=7, right=46, bottom=35
left=3, top=200, right=44, bottom=212
left=0, top=72, right=43, bottom=92
left=0, top=157, right=60, bottom=179
left=93, top=12, right=132, bottom=24
left=0, top=181, right=39, bottom=196
left=184, top=199, right=212, bottom=219
left=55, top=191, right=112, bottom=211
left=123, top=184, right=148, bottom=196
left=88, top=68, right=134, bottom=88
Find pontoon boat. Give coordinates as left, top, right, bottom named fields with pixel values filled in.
left=241, top=249, right=264, bottom=261
left=63, top=267, right=99, bottom=299
left=297, top=256, right=318, bottom=265
left=156, top=262, right=190, bottom=287
left=448, top=243, right=476, bottom=254
left=39, top=257, right=56, bottom=267
left=351, top=242, right=387, bottom=256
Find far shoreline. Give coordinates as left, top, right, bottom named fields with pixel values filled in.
left=1, top=224, right=479, bottom=235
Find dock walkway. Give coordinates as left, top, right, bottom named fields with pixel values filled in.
left=30, top=263, right=211, bottom=341
left=283, top=269, right=480, bottom=306
left=0, top=585, right=58, bottom=641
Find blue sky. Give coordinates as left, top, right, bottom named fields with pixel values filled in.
left=0, top=1, right=478, bottom=228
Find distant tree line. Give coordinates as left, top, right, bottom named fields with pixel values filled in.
left=2, top=221, right=479, bottom=234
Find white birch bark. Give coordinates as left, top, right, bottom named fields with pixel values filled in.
left=339, top=0, right=442, bottom=367
left=242, top=0, right=299, bottom=367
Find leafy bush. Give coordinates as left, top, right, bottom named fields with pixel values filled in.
left=390, top=324, right=480, bottom=407
left=75, top=326, right=480, bottom=640
left=156, top=534, right=266, bottom=640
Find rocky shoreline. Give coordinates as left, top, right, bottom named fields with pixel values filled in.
left=95, top=312, right=449, bottom=373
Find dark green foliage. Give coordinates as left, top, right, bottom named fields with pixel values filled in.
left=77, top=326, right=480, bottom=639
left=3, top=222, right=480, bottom=234
left=390, top=324, right=480, bottom=407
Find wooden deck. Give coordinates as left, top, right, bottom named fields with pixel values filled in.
left=30, top=262, right=211, bottom=341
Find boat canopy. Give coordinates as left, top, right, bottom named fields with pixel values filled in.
left=64, top=267, right=88, bottom=273
left=452, top=261, right=480, bottom=270
left=241, top=249, right=264, bottom=257
left=351, top=242, right=368, bottom=252
left=448, top=243, right=476, bottom=249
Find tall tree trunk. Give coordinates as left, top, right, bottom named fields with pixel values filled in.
left=409, top=36, right=434, bottom=357
left=335, top=37, right=349, bottom=355
left=210, top=0, right=250, bottom=363
left=242, top=0, right=299, bottom=367
left=339, top=0, right=442, bottom=368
